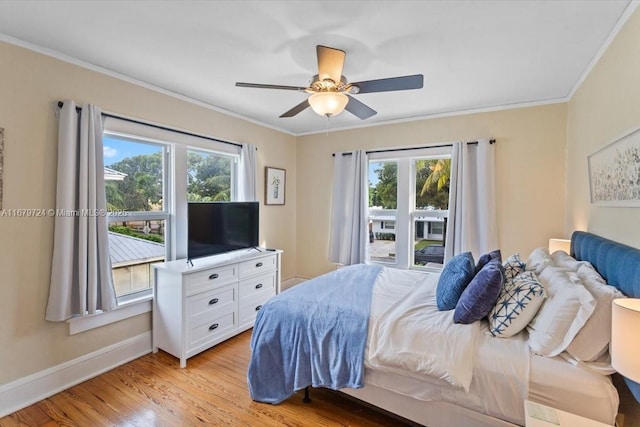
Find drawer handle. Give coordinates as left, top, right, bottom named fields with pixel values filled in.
left=208, top=298, right=219, bottom=305
left=255, top=262, right=263, bottom=268
left=255, top=283, right=263, bottom=289
left=209, top=323, right=219, bottom=331
left=209, top=273, right=219, bottom=280
left=255, top=305, right=263, bottom=312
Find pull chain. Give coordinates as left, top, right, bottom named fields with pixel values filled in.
left=326, top=114, right=330, bottom=137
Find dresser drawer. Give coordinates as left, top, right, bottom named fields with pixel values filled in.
left=185, top=265, right=237, bottom=296
left=238, top=254, right=276, bottom=278
left=153, top=249, right=281, bottom=368
left=188, top=310, right=236, bottom=350
left=239, top=290, right=274, bottom=325
left=239, top=272, right=276, bottom=300
left=187, top=284, right=236, bottom=321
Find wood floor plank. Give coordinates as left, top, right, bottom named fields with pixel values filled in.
left=1, top=331, right=416, bottom=427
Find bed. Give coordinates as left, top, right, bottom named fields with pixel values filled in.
left=248, top=231, right=640, bottom=426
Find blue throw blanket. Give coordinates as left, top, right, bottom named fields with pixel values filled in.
left=248, top=263, right=383, bottom=403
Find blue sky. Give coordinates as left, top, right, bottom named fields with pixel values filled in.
left=369, top=162, right=381, bottom=186
left=103, top=136, right=160, bottom=167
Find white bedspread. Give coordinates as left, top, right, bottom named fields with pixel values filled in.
left=365, top=267, right=530, bottom=424
left=367, top=270, right=480, bottom=391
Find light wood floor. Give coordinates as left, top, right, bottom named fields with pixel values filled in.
left=1, top=330, right=417, bottom=427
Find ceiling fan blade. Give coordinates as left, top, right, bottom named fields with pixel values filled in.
left=345, top=95, right=377, bottom=120
left=350, top=74, right=424, bottom=94
left=279, top=99, right=310, bottom=118
left=236, top=82, right=308, bottom=91
left=317, top=45, right=345, bottom=84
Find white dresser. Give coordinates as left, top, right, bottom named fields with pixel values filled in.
left=152, top=248, right=282, bottom=367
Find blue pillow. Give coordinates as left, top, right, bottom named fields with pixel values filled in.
left=475, top=249, right=502, bottom=274
left=436, top=252, right=476, bottom=311
left=454, top=258, right=505, bottom=324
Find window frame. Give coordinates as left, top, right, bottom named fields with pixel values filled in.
left=186, top=146, right=238, bottom=202
left=68, top=117, right=242, bottom=334
left=103, top=132, right=172, bottom=302
left=368, top=146, right=452, bottom=270
left=382, top=221, right=395, bottom=230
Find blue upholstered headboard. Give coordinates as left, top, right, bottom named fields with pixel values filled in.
left=570, top=231, right=640, bottom=402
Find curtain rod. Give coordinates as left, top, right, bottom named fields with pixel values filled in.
left=57, top=101, right=244, bottom=149
left=331, top=139, right=496, bottom=157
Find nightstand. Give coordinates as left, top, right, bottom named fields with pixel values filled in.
left=525, top=400, right=613, bottom=427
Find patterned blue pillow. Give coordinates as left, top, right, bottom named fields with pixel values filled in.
left=488, top=271, right=546, bottom=337
left=475, top=249, right=502, bottom=274
left=454, top=258, right=505, bottom=324
left=436, top=252, right=476, bottom=311
left=503, top=252, right=526, bottom=280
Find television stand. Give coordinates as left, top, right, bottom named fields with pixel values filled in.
left=152, top=248, right=282, bottom=367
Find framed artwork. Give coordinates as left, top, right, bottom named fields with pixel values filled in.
left=0, top=127, right=3, bottom=209
left=588, top=126, right=640, bottom=207
left=265, top=167, right=285, bottom=205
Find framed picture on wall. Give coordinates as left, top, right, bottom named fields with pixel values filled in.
left=265, top=167, right=286, bottom=205
left=588, top=126, right=640, bottom=207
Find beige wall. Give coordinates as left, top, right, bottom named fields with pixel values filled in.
left=296, top=104, right=568, bottom=279
left=4, top=4, right=639, bottom=394
left=566, top=7, right=640, bottom=248
left=0, top=41, right=297, bottom=384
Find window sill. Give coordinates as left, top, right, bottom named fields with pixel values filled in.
left=67, top=294, right=152, bottom=335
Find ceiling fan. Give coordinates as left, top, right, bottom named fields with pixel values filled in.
left=235, top=45, right=424, bottom=120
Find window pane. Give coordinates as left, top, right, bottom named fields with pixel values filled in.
left=103, top=136, right=164, bottom=212
left=187, top=149, right=232, bottom=201
left=108, top=219, right=165, bottom=297
left=413, top=158, right=449, bottom=267
left=413, top=217, right=446, bottom=266
left=415, top=158, right=450, bottom=210
left=368, top=161, right=397, bottom=264
left=103, top=134, right=167, bottom=298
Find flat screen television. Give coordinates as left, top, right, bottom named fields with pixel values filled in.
left=188, top=201, right=259, bottom=260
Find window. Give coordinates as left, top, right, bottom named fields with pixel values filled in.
left=430, top=221, right=444, bottom=235
left=368, top=147, right=451, bottom=268
left=368, top=160, right=398, bottom=264
left=413, top=156, right=450, bottom=267
left=102, top=118, right=241, bottom=302
left=103, top=134, right=169, bottom=300
left=187, top=148, right=235, bottom=201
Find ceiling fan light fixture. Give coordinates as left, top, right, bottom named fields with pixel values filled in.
left=237, top=45, right=423, bottom=120
left=308, top=92, right=348, bottom=117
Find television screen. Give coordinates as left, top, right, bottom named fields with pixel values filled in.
left=188, top=201, right=259, bottom=260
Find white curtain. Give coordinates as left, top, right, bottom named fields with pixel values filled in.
left=328, top=150, right=368, bottom=265
left=46, top=101, right=117, bottom=321
left=445, top=139, right=498, bottom=262
left=238, top=143, right=257, bottom=201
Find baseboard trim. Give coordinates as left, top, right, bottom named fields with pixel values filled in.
left=0, top=331, right=152, bottom=417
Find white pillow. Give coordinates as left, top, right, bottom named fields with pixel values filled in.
left=566, top=264, right=626, bottom=362
left=488, top=271, right=546, bottom=338
left=526, top=247, right=553, bottom=275
left=526, top=266, right=596, bottom=357
left=550, top=250, right=591, bottom=272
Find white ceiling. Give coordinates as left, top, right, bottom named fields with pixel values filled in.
left=0, top=1, right=635, bottom=135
